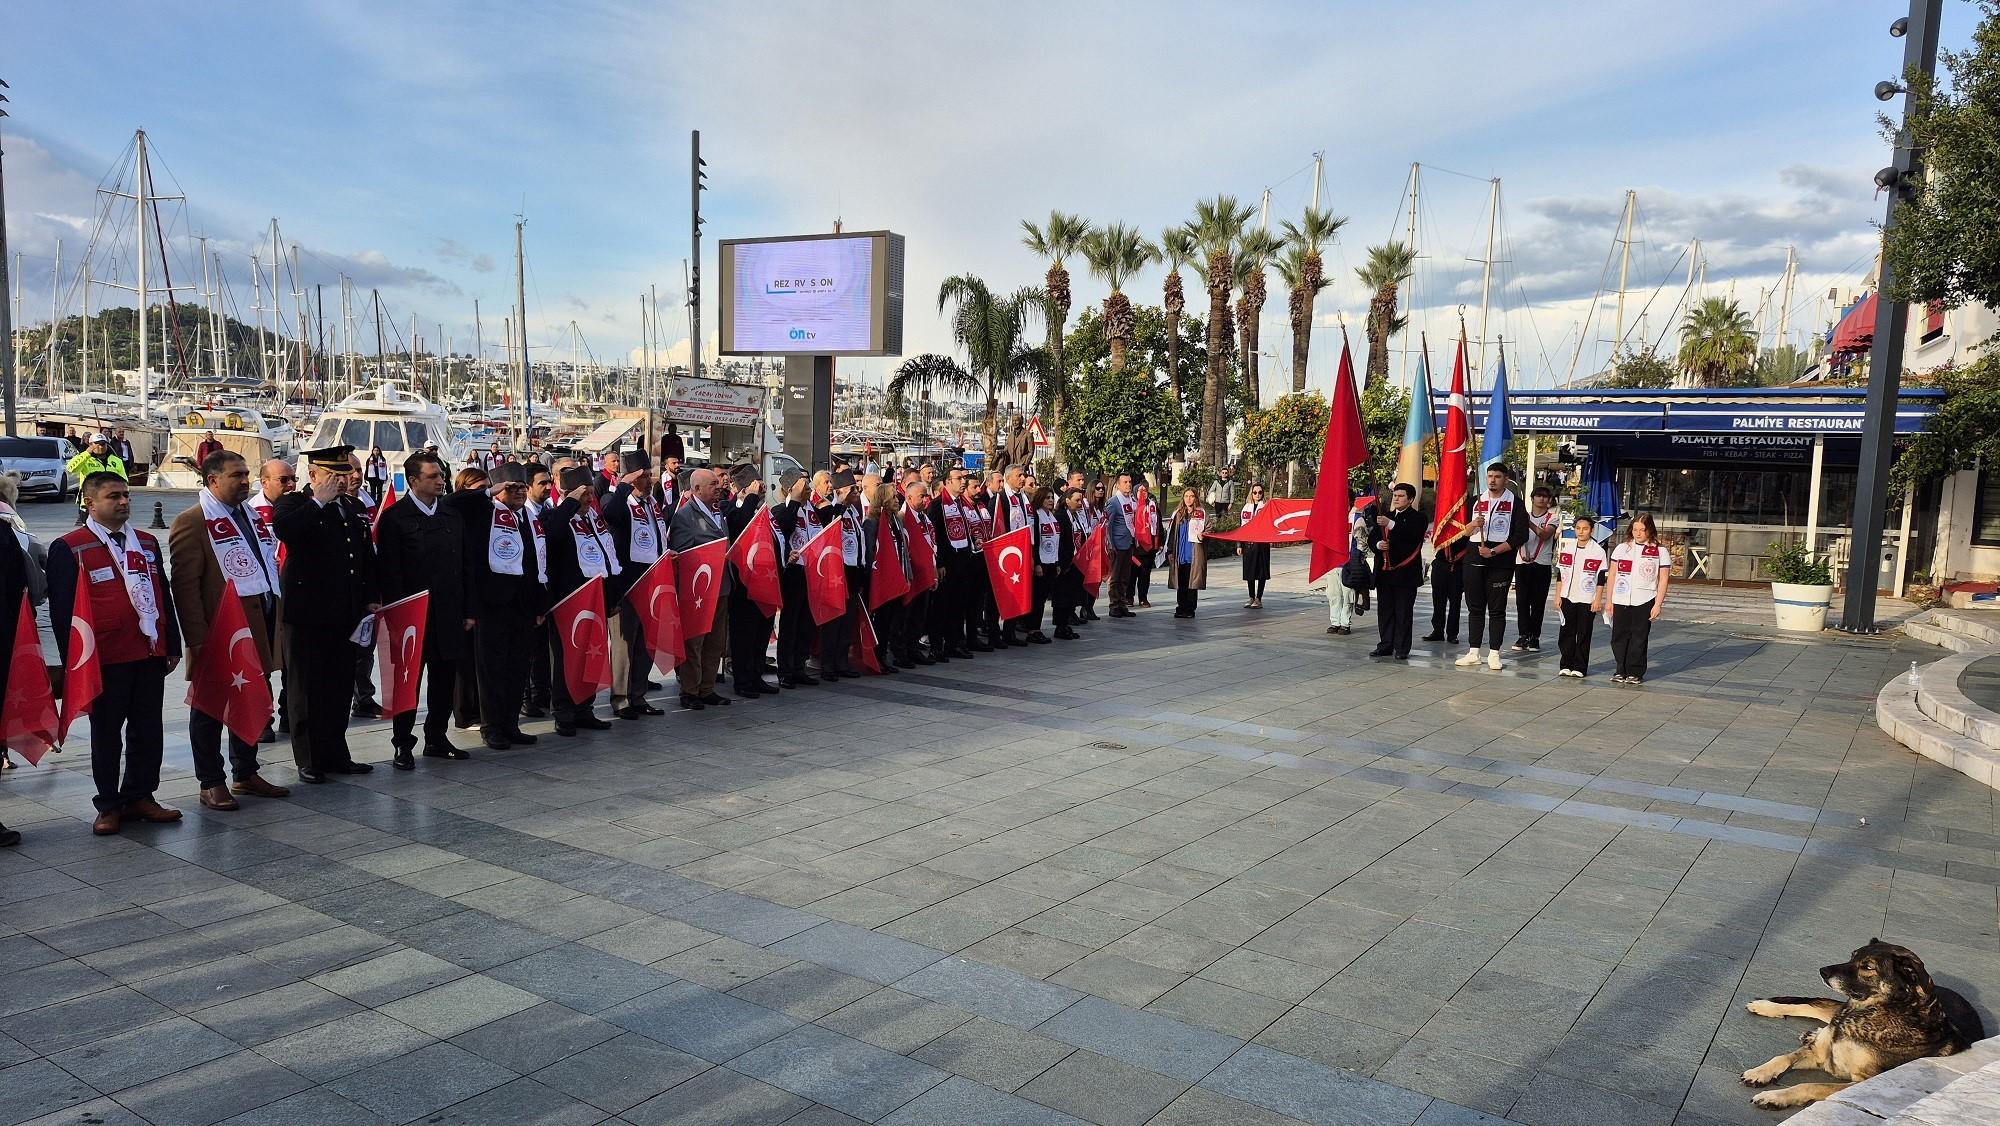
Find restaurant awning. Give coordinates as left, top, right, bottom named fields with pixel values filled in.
left=1828, top=292, right=1878, bottom=358
left=576, top=417, right=639, bottom=454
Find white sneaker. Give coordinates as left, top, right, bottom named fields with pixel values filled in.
left=1487, top=650, right=1503, bottom=671
left=1455, top=649, right=1482, bottom=667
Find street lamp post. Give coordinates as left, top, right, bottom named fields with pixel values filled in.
left=1841, top=0, right=1942, bottom=631
left=0, top=77, right=15, bottom=437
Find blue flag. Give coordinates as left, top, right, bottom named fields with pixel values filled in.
left=1480, top=350, right=1512, bottom=473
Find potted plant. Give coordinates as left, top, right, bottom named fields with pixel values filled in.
left=1763, top=538, right=1835, bottom=632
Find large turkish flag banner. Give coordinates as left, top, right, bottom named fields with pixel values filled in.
left=551, top=577, right=612, bottom=702
left=626, top=558, right=684, bottom=672
left=375, top=592, right=431, bottom=718
left=802, top=522, right=849, bottom=626
left=727, top=507, right=784, bottom=618
left=901, top=508, right=938, bottom=603
left=983, top=525, right=1033, bottom=620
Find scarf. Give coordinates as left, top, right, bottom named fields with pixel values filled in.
left=197, top=488, right=277, bottom=598
left=1036, top=509, right=1060, bottom=564
left=627, top=489, right=664, bottom=563
left=1473, top=489, right=1517, bottom=543
left=941, top=496, right=969, bottom=547
left=569, top=502, right=620, bottom=579
left=90, top=520, right=160, bottom=641
left=488, top=501, right=528, bottom=577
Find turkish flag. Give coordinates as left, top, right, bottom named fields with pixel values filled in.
left=1432, top=330, right=1473, bottom=547
left=371, top=478, right=398, bottom=544
left=57, top=578, right=103, bottom=745
left=868, top=514, right=909, bottom=610
left=1078, top=522, right=1106, bottom=598
left=726, top=507, right=783, bottom=618
left=185, top=580, right=275, bottom=747
left=551, top=577, right=612, bottom=702
left=802, top=521, right=848, bottom=626
left=375, top=592, right=430, bottom=718
left=674, top=537, right=728, bottom=638
left=627, top=557, right=684, bottom=672
left=1307, top=337, right=1368, bottom=582
left=984, top=525, right=1033, bottom=620
left=2, top=593, right=58, bottom=763
left=901, top=508, right=937, bottom=603
left=1134, top=491, right=1157, bottom=554
left=851, top=608, right=883, bottom=675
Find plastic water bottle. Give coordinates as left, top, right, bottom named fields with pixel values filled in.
left=1908, top=661, right=1922, bottom=688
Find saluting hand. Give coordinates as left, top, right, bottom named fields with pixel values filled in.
left=311, top=473, right=343, bottom=504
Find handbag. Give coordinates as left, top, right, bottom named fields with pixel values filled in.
left=1341, top=549, right=1374, bottom=591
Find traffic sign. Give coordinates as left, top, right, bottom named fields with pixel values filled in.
left=1029, top=415, right=1050, bottom=448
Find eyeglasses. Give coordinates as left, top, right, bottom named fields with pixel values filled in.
left=275, top=476, right=297, bottom=483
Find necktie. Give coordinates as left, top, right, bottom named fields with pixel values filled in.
left=109, top=529, right=126, bottom=553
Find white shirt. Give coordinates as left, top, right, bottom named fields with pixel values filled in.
left=411, top=495, right=437, bottom=517
left=1519, top=508, right=1559, bottom=566
left=1556, top=540, right=1607, bottom=603
left=1610, top=541, right=1666, bottom=607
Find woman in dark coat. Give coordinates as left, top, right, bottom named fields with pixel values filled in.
left=1235, top=481, right=1271, bottom=607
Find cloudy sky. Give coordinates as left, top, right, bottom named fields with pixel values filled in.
left=3, top=0, right=1976, bottom=397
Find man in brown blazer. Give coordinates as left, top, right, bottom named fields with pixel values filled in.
left=169, top=450, right=289, bottom=810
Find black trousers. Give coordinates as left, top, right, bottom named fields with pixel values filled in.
left=549, top=625, right=599, bottom=725
left=91, top=658, right=167, bottom=813
left=1378, top=574, right=1419, bottom=657
left=289, top=624, right=360, bottom=772
left=353, top=640, right=377, bottom=708
left=900, top=590, right=930, bottom=658
left=528, top=622, right=551, bottom=708
left=871, top=599, right=903, bottom=665
left=190, top=707, right=260, bottom=788
left=1030, top=567, right=1054, bottom=632
left=453, top=623, right=482, bottom=728
left=1057, top=567, right=1083, bottom=628
left=1108, top=547, right=1134, bottom=611
left=391, top=651, right=458, bottom=750
left=964, top=556, right=993, bottom=645
left=777, top=567, right=815, bottom=676
left=821, top=594, right=859, bottom=675
left=1460, top=554, right=1514, bottom=649
left=1135, top=554, right=1155, bottom=601
left=1430, top=556, right=1461, bottom=639
left=475, top=610, right=535, bottom=739
left=1515, top=563, right=1551, bottom=645
left=1610, top=601, right=1654, bottom=679
left=1558, top=599, right=1597, bottom=674
left=1174, top=564, right=1198, bottom=615
left=729, top=591, right=773, bottom=690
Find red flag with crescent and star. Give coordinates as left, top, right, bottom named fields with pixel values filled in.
left=726, top=507, right=783, bottom=618
left=983, top=524, right=1033, bottom=620
left=1432, top=330, right=1473, bottom=547
left=551, top=576, right=612, bottom=702
left=851, top=607, right=883, bottom=675
left=802, top=521, right=848, bottom=626
left=868, top=513, right=910, bottom=610
left=627, top=557, right=684, bottom=672
left=371, top=478, right=399, bottom=543
left=900, top=508, right=938, bottom=603
left=185, top=580, right=274, bottom=747
left=57, top=577, right=103, bottom=746
left=3, top=593, right=58, bottom=763
left=375, top=591, right=430, bottom=719
left=674, top=537, right=728, bottom=638
left=1078, top=522, right=1106, bottom=598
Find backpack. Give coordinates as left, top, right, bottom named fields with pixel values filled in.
left=1341, top=548, right=1373, bottom=591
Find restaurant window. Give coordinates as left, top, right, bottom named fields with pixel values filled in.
left=1974, top=466, right=2000, bottom=546
left=1923, top=300, right=1945, bottom=343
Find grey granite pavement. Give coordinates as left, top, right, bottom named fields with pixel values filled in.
left=2, top=552, right=1996, bottom=1126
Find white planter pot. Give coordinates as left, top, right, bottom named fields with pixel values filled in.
left=1771, top=581, right=1834, bottom=632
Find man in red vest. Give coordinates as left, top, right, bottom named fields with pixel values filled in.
left=47, top=471, right=184, bottom=835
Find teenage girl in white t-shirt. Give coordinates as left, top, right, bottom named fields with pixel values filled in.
left=1608, top=512, right=1670, bottom=684
left=1551, top=513, right=1609, bottom=677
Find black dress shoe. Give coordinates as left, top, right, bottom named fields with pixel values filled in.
left=392, top=750, right=415, bottom=771
left=505, top=731, right=538, bottom=746
left=647, top=679, right=662, bottom=691
left=298, top=769, right=327, bottom=784
left=521, top=703, right=548, bottom=719
left=894, top=657, right=917, bottom=669
left=482, top=734, right=510, bottom=751
left=678, top=696, right=705, bottom=711
left=1026, top=633, right=1051, bottom=645
left=1368, top=647, right=1392, bottom=657
left=574, top=715, right=612, bottom=731
left=949, top=647, right=975, bottom=659
left=635, top=703, right=665, bottom=716
left=1420, top=631, right=1442, bottom=642
left=0, top=825, right=19, bottom=847
left=555, top=724, right=578, bottom=737
left=422, top=745, right=470, bottom=760
left=258, top=725, right=277, bottom=745
left=351, top=701, right=382, bottom=719
left=334, top=761, right=375, bottom=774
left=1055, top=627, right=1079, bottom=640
left=913, top=651, right=936, bottom=665
left=735, top=683, right=765, bottom=698
left=699, top=693, right=731, bottom=707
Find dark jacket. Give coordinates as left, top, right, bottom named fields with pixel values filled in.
left=458, top=493, right=547, bottom=619
left=272, top=493, right=379, bottom=630
left=1055, top=507, right=1079, bottom=568
left=376, top=494, right=472, bottom=658
left=539, top=496, right=615, bottom=598
left=1376, top=505, right=1427, bottom=580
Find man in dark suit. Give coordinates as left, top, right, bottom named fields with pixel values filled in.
left=272, top=447, right=380, bottom=783
left=669, top=468, right=734, bottom=706
left=769, top=472, right=819, bottom=688
left=537, top=466, right=619, bottom=736
left=462, top=463, right=547, bottom=750
left=1370, top=482, right=1427, bottom=661
left=602, top=451, right=667, bottom=718
left=375, top=451, right=475, bottom=770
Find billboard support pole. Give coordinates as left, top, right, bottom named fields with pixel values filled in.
left=691, top=129, right=705, bottom=382
left=785, top=356, right=833, bottom=472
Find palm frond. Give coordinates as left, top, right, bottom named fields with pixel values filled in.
left=1280, top=207, right=1348, bottom=255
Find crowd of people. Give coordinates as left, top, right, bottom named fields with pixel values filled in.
left=0, top=443, right=1673, bottom=852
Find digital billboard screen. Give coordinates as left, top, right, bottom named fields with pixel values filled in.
left=718, top=231, right=904, bottom=357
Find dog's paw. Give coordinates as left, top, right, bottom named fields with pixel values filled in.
left=1746, top=999, right=1787, bottom=1018
left=1751, top=1088, right=1801, bottom=1109
left=1741, top=1064, right=1785, bottom=1087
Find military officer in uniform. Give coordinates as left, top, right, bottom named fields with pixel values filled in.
left=271, top=446, right=380, bottom=783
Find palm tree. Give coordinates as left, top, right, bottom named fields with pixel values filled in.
left=1083, top=223, right=1160, bottom=374
left=887, top=353, right=975, bottom=439
left=1159, top=225, right=1197, bottom=405
left=937, top=274, right=1046, bottom=457
left=1677, top=297, right=1758, bottom=388
left=1233, top=228, right=1283, bottom=408
left=1020, top=212, right=1093, bottom=441
left=1356, top=242, right=1416, bottom=387
left=1191, top=195, right=1255, bottom=467
left=1279, top=208, right=1347, bottom=394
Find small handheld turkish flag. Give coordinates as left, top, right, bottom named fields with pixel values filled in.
left=375, top=591, right=431, bottom=719
left=371, top=478, right=398, bottom=544
left=627, top=557, right=684, bottom=672
left=726, top=507, right=783, bottom=618
left=1078, top=522, right=1106, bottom=598
left=801, top=521, right=848, bottom=626
left=851, top=608, right=883, bottom=675
left=868, top=513, right=909, bottom=610
left=57, top=576, right=103, bottom=746
left=674, top=537, right=728, bottom=638
left=3, top=593, right=58, bottom=763
left=1135, top=490, right=1157, bottom=555
left=551, top=577, right=611, bottom=702
left=186, top=580, right=274, bottom=747
left=983, top=525, right=1033, bottom=620
left=901, top=508, right=937, bottom=603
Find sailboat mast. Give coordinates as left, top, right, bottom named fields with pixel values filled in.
left=269, top=220, right=285, bottom=400
left=474, top=298, right=485, bottom=414
left=372, top=288, right=384, bottom=386
left=290, top=244, right=306, bottom=401
left=514, top=219, right=529, bottom=446
left=1399, top=163, right=1420, bottom=388
left=1476, top=177, right=1499, bottom=379
left=137, top=130, right=152, bottom=413
left=46, top=238, right=59, bottom=395
left=81, top=260, right=91, bottom=394
left=252, top=254, right=268, bottom=387
left=1777, top=245, right=1796, bottom=351
left=1612, top=190, right=1635, bottom=367
left=212, top=253, right=228, bottom=382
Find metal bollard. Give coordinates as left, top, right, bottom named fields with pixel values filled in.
left=151, top=501, right=167, bottom=529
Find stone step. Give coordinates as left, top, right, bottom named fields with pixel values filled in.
left=1878, top=679, right=2000, bottom=790
left=1905, top=618, right=1982, bottom=653
left=1926, top=608, right=2000, bottom=646
left=1914, top=651, right=2000, bottom=752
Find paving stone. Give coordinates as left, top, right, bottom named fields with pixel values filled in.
left=619, top=1065, right=809, bottom=1126
left=375, top=973, right=542, bottom=1038
left=29, top=908, right=182, bottom=958
left=1506, top=1070, right=1675, bottom=1126
left=1144, top=977, right=1293, bottom=1041
left=191, top=982, right=362, bottom=1046
left=897, top=956, right=1085, bottom=1030
left=1254, top=1007, right=1411, bottom=1075
left=404, top=1075, right=606, bottom=1126
left=1049, top=950, right=1187, bottom=1007
left=1147, top=1086, right=1312, bottom=1126
left=1201, top=1043, right=1434, bottom=1126
left=1198, top=948, right=1340, bottom=1003
left=1017, top=1049, right=1191, bottom=1126
left=251, top=1010, right=436, bottom=1083
left=529, top=1030, right=709, bottom=1113
left=307, top=947, right=467, bottom=1007
left=245, top=925, right=395, bottom=979
left=730, top=1024, right=950, bottom=1121
left=730, top=962, right=882, bottom=1021
left=816, top=987, right=972, bottom=1054
left=654, top=936, right=796, bottom=989
left=910, top=1016, right=1077, bottom=1092
left=0, top=1059, right=98, bottom=1123
left=0, top=984, right=175, bottom=1055
left=211, top=1087, right=389, bottom=1124
left=22, top=1095, right=163, bottom=1126
left=48, top=1015, right=238, bottom=1093
left=577, top=915, right=717, bottom=963
left=1373, top=1036, right=1538, bottom=1116
left=880, top=1075, right=1094, bottom=1125
left=599, top=979, right=800, bottom=1062
left=958, top=928, right=1095, bottom=979
left=1035, top=995, right=1243, bottom=1083
left=131, top=952, right=298, bottom=1013
left=666, top=890, right=825, bottom=945
left=770, top=920, right=946, bottom=984
left=484, top=942, right=677, bottom=1013
left=108, top=1049, right=313, bottom=1126
left=389, top=907, right=565, bottom=970
left=448, top=1001, right=622, bottom=1073
left=324, top=1041, right=518, bottom=1121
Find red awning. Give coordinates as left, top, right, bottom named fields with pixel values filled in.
left=1829, top=291, right=1878, bottom=358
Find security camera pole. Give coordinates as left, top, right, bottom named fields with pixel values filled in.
left=1841, top=0, right=1941, bottom=632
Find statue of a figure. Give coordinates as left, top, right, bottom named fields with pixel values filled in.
left=998, top=413, right=1034, bottom=474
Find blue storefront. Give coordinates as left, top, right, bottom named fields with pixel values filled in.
left=1437, top=388, right=1943, bottom=588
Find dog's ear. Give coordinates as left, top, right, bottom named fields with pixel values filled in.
left=1890, top=951, right=1934, bottom=999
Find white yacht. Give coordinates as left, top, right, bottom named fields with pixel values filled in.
left=303, top=382, right=471, bottom=488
